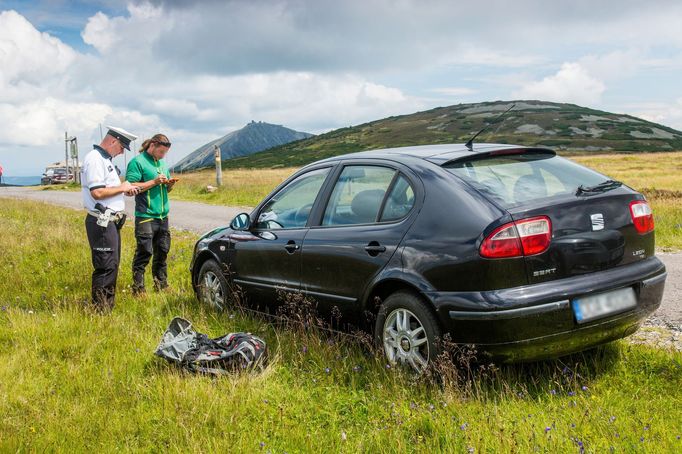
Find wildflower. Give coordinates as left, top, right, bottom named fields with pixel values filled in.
left=640, top=437, right=645, bottom=442
left=324, top=367, right=331, bottom=374
left=517, top=391, right=524, bottom=398
left=385, top=364, right=391, bottom=369
left=568, top=391, right=576, bottom=397
left=545, top=427, right=551, bottom=433
left=644, top=424, right=650, bottom=431
left=467, top=447, right=474, bottom=453
left=428, top=404, right=435, bottom=411
left=460, top=423, right=468, bottom=430
left=550, top=389, right=557, bottom=395
left=609, top=416, right=616, bottom=423
left=301, top=346, right=308, bottom=353
left=581, top=386, right=588, bottom=391
left=259, top=441, right=265, bottom=449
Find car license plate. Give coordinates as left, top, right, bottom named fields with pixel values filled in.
left=572, top=287, right=637, bottom=324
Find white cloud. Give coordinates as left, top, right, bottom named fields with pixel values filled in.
left=0, top=10, right=76, bottom=85
left=430, top=87, right=477, bottom=96
left=512, top=63, right=606, bottom=105
left=628, top=98, right=682, bottom=131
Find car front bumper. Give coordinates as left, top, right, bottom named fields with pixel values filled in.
left=425, top=257, right=666, bottom=362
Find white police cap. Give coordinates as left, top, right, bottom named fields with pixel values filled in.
left=106, top=125, right=138, bottom=150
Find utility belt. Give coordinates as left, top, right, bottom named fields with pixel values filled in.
left=88, top=203, right=127, bottom=228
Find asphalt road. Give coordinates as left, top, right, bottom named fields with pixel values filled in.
left=1, top=186, right=680, bottom=328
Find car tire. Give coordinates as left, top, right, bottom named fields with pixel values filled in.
left=197, top=260, right=230, bottom=311
left=375, top=290, right=442, bottom=373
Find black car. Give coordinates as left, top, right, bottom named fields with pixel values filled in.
left=190, top=144, right=666, bottom=371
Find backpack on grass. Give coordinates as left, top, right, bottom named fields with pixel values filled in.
left=155, top=317, right=267, bottom=375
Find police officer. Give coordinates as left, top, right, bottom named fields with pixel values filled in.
left=126, top=134, right=176, bottom=294
left=81, top=126, right=139, bottom=311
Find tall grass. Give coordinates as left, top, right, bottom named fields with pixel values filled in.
left=0, top=199, right=680, bottom=451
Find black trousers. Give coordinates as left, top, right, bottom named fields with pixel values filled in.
left=85, top=214, right=122, bottom=310
left=132, top=217, right=171, bottom=289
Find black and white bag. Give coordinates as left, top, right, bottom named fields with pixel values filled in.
left=155, top=317, right=267, bottom=375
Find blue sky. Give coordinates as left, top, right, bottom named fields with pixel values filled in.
left=1, top=0, right=681, bottom=175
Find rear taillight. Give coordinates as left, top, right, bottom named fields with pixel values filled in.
left=480, top=216, right=552, bottom=258
left=629, top=201, right=654, bottom=234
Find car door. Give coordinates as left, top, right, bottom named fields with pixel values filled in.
left=228, top=166, right=332, bottom=310
left=300, top=163, right=419, bottom=320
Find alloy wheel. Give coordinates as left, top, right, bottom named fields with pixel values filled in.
left=201, top=270, right=225, bottom=310
left=383, top=308, right=430, bottom=373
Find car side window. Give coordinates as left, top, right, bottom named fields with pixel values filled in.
left=322, top=166, right=396, bottom=226
left=255, top=167, right=330, bottom=230
left=380, top=174, right=415, bottom=222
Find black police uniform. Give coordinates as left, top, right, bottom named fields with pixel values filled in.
left=81, top=145, right=127, bottom=311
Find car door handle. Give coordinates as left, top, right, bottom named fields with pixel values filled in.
left=364, top=242, right=386, bottom=256
left=284, top=241, right=300, bottom=253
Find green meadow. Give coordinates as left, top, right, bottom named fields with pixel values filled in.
left=0, top=198, right=680, bottom=452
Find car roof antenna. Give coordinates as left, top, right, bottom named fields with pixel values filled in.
left=464, top=103, right=516, bottom=151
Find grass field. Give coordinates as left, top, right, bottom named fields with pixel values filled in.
left=0, top=198, right=680, bottom=451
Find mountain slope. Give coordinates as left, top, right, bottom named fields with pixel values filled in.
left=222, top=100, right=682, bottom=169
left=172, top=121, right=313, bottom=172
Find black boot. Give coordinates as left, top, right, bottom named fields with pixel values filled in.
left=92, top=287, right=115, bottom=313
left=153, top=276, right=169, bottom=292
left=132, top=271, right=146, bottom=296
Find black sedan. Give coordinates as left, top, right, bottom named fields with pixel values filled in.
left=190, top=143, right=666, bottom=371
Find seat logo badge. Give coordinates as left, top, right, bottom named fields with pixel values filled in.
left=590, top=213, right=604, bottom=231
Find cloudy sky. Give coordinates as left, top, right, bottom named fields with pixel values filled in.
left=1, top=0, right=682, bottom=175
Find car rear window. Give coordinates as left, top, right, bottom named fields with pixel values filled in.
left=443, top=151, right=608, bottom=207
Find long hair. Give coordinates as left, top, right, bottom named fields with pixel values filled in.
left=138, top=134, right=169, bottom=153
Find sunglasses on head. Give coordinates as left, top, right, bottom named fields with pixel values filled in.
left=154, top=141, right=172, bottom=148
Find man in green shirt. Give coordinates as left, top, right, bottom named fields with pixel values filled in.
left=126, top=134, right=177, bottom=294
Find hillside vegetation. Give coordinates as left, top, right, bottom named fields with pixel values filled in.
left=221, top=101, right=682, bottom=169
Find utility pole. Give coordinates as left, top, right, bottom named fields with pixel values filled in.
left=64, top=131, right=70, bottom=183
left=214, top=144, right=223, bottom=187
left=69, top=137, right=79, bottom=184
left=65, top=135, right=79, bottom=184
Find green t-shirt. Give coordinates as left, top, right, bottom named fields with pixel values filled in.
left=126, top=151, right=171, bottom=219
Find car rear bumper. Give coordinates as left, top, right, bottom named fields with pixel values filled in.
left=425, top=257, right=666, bottom=362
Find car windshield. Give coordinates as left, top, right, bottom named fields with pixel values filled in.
left=443, top=151, right=608, bottom=207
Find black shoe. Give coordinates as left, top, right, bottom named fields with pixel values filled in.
left=132, top=272, right=146, bottom=296
left=92, top=287, right=115, bottom=313
left=153, top=278, right=169, bottom=292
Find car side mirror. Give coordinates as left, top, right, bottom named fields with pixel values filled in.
left=230, top=213, right=251, bottom=230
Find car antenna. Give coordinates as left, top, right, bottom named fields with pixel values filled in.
left=465, top=103, right=516, bottom=151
